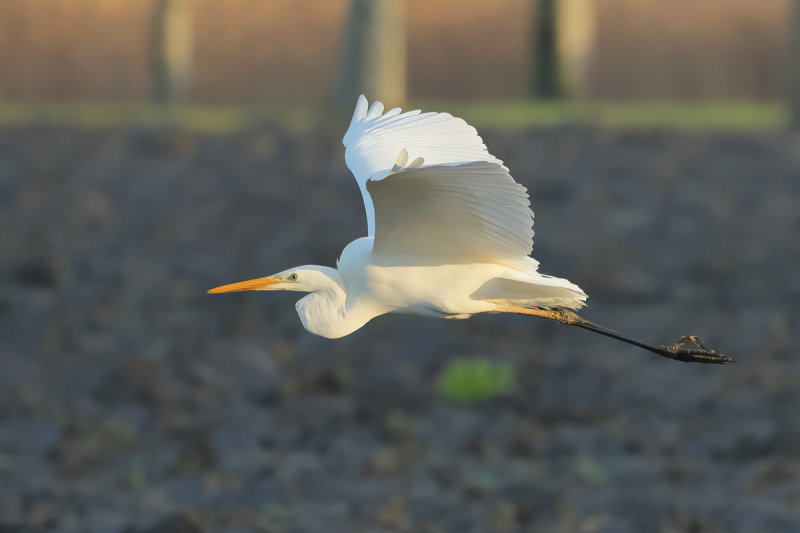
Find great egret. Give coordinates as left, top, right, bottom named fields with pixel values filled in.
left=209, top=96, right=731, bottom=364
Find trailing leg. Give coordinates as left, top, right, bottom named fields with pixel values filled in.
left=495, top=306, right=733, bottom=365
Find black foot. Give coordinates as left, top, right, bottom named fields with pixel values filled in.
left=660, top=335, right=734, bottom=364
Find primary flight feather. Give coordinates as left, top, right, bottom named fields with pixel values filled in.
left=209, top=96, right=731, bottom=365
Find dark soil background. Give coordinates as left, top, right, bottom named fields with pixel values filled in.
left=0, top=124, right=799, bottom=532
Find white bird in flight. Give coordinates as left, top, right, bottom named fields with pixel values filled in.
left=209, top=96, right=731, bottom=364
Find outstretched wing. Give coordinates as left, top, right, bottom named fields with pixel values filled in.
left=366, top=154, right=534, bottom=265
left=343, top=95, right=503, bottom=235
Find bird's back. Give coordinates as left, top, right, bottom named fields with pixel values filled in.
left=337, top=237, right=585, bottom=319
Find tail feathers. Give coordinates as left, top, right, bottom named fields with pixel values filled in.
left=472, top=275, right=587, bottom=310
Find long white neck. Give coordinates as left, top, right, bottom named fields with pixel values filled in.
left=294, top=266, right=376, bottom=339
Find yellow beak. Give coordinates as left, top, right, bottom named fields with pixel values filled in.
left=207, top=276, right=279, bottom=294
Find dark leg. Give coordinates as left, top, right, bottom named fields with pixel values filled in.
left=496, top=306, right=733, bottom=365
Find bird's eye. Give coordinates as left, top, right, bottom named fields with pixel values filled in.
left=288, top=273, right=298, bottom=281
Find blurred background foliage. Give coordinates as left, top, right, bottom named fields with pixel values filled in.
left=0, top=0, right=798, bottom=128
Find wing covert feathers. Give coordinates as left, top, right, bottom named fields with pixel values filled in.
left=343, top=95, right=503, bottom=181
left=367, top=161, right=535, bottom=263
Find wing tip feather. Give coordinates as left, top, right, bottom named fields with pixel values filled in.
left=343, top=95, right=370, bottom=147
left=354, top=95, right=368, bottom=119
left=367, top=100, right=385, bottom=119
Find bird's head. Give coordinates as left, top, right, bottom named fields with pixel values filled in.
left=207, top=266, right=341, bottom=295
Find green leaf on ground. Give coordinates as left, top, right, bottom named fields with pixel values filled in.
left=439, top=358, right=515, bottom=404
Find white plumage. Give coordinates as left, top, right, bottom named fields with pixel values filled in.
left=344, top=95, right=504, bottom=235
left=209, top=95, right=586, bottom=339
left=368, top=157, right=533, bottom=262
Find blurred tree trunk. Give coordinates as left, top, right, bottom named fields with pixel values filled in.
left=336, top=0, right=406, bottom=107
left=150, top=0, right=192, bottom=103
left=532, top=0, right=595, bottom=99
left=790, top=0, right=800, bottom=131
left=532, top=0, right=560, bottom=98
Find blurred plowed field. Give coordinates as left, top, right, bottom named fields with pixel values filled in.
left=0, top=124, right=799, bottom=532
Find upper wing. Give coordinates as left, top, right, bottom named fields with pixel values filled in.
left=343, top=95, right=503, bottom=235
left=366, top=155, right=534, bottom=265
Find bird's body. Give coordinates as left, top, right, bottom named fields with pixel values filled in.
left=209, top=96, right=731, bottom=365
left=291, top=235, right=584, bottom=338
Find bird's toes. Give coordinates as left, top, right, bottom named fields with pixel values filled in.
left=668, top=336, right=734, bottom=365
left=678, top=335, right=706, bottom=348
